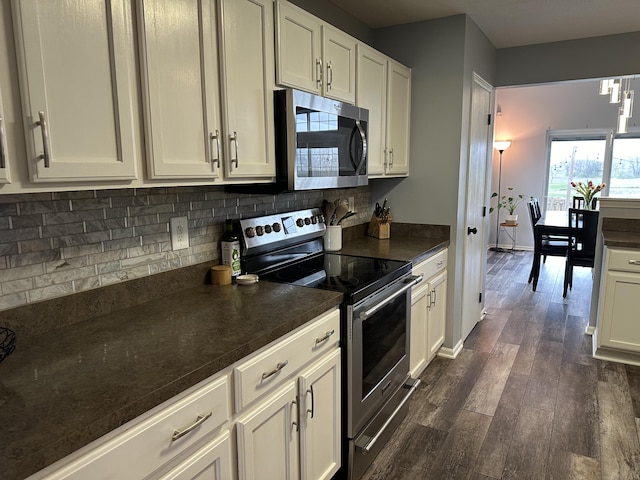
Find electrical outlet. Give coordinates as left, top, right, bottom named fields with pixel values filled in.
left=348, top=196, right=356, bottom=212
left=170, top=216, right=189, bottom=250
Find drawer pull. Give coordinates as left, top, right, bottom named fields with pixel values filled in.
left=629, top=260, right=640, bottom=265
left=261, top=360, right=288, bottom=380
left=171, top=412, right=212, bottom=442
left=315, top=329, right=335, bottom=345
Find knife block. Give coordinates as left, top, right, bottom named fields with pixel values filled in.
left=367, top=212, right=392, bottom=239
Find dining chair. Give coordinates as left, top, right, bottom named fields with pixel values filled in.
left=563, top=208, right=599, bottom=297
left=572, top=195, right=599, bottom=210
left=527, top=200, right=568, bottom=265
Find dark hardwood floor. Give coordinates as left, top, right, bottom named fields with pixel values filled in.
left=361, top=250, right=640, bottom=480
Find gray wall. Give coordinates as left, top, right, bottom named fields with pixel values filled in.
left=496, top=31, right=640, bottom=86
left=372, top=15, right=497, bottom=351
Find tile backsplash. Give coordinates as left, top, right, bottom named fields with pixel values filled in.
left=0, top=185, right=371, bottom=312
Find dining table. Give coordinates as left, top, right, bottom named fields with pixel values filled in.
left=528, top=210, right=571, bottom=291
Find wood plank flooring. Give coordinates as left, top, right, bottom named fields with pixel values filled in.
left=361, top=251, right=640, bottom=480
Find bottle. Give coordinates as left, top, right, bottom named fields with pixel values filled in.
left=221, top=220, right=241, bottom=278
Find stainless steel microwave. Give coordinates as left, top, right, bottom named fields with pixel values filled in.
left=274, top=89, right=369, bottom=191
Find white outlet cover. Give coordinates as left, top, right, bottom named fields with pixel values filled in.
left=170, top=217, right=189, bottom=250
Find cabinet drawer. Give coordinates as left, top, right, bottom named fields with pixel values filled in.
left=412, top=249, right=447, bottom=281
left=607, top=247, right=640, bottom=273
left=234, top=308, right=340, bottom=411
left=43, top=375, right=230, bottom=480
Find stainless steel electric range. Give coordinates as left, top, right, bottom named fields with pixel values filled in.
left=239, top=208, right=422, bottom=479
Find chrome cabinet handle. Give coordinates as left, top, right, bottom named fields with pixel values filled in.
left=307, top=385, right=315, bottom=418
left=326, top=62, right=332, bottom=90
left=171, top=412, right=212, bottom=441
left=261, top=360, right=288, bottom=380
left=315, top=329, right=335, bottom=345
left=629, top=260, right=640, bottom=265
left=292, top=398, right=299, bottom=432
left=0, top=115, right=7, bottom=169
left=230, top=131, right=239, bottom=168
left=210, top=130, right=220, bottom=169
left=36, top=111, right=51, bottom=167
left=430, top=288, right=436, bottom=307
left=389, top=148, right=394, bottom=168
left=383, top=147, right=388, bottom=170
left=316, top=58, right=323, bottom=88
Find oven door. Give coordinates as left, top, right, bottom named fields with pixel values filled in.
left=347, top=274, right=422, bottom=437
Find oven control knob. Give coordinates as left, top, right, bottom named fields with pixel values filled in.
left=296, top=218, right=304, bottom=227
left=245, top=227, right=256, bottom=238
left=256, top=226, right=264, bottom=236
left=319, top=215, right=325, bottom=224
left=265, top=224, right=272, bottom=234
left=304, top=217, right=311, bottom=225
left=272, top=222, right=281, bottom=233
left=311, top=216, right=318, bottom=224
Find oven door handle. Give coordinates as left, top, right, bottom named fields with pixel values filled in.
left=359, top=274, right=423, bottom=320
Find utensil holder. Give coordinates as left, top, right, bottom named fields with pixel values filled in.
left=367, top=212, right=392, bottom=239
left=324, top=225, right=342, bottom=251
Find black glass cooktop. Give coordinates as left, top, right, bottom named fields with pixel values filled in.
left=259, top=253, right=411, bottom=303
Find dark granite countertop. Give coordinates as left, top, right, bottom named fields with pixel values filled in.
left=0, top=283, right=342, bottom=479
left=602, top=230, right=640, bottom=249
left=602, top=218, right=640, bottom=249
left=0, top=222, right=450, bottom=479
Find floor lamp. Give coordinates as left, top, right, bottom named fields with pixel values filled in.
left=491, top=140, right=512, bottom=251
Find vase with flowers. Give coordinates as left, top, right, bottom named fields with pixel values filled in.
left=490, top=187, right=525, bottom=224
left=570, top=180, right=605, bottom=210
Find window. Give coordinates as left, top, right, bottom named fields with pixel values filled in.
left=545, top=130, right=640, bottom=211
left=609, top=136, right=640, bottom=197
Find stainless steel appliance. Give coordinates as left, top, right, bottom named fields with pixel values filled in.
left=274, top=89, right=369, bottom=191
left=239, top=208, right=421, bottom=479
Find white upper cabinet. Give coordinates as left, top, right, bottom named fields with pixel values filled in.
left=386, top=59, right=411, bottom=176
left=219, top=0, right=277, bottom=180
left=138, top=0, right=222, bottom=180
left=356, top=45, right=387, bottom=177
left=276, top=0, right=322, bottom=94
left=0, top=86, right=10, bottom=184
left=321, top=25, right=356, bottom=104
left=357, top=47, right=411, bottom=178
left=276, top=0, right=356, bottom=103
left=11, top=0, right=138, bottom=182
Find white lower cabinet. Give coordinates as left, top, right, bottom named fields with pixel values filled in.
left=410, top=250, right=448, bottom=378
left=298, top=349, right=341, bottom=480
left=235, top=309, right=341, bottom=480
left=159, top=430, right=234, bottom=480
left=236, top=381, right=300, bottom=480
left=596, top=247, right=640, bottom=359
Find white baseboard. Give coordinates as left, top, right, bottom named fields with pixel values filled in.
left=438, top=339, right=463, bottom=359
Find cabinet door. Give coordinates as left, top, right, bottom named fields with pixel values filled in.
left=236, top=381, right=300, bottom=480
left=0, top=87, right=10, bottom=184
left=356, top=45, right=387, bottom=178
left=276, top=0, right=322, bottom=94
left=11, top=0, right=138, bottom=182
left=599, top=270, right=640, bottom=353
left=138, top=0, right=222, bottom=180
left=322, top=25, right=356, bottom=104
left=385, top=60, right=411, bottom=177
left=298, top=349, right=341, bottom=480
left=427, top=271, right=447, bottom=360
left=410, top=282, right=429, bottom=378
left=159, top=431, right=234, bottom=480
left=220, top=0, right=276, bottom=179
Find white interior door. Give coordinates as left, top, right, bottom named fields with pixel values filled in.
left=462, top=73, right=493, bottom=340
